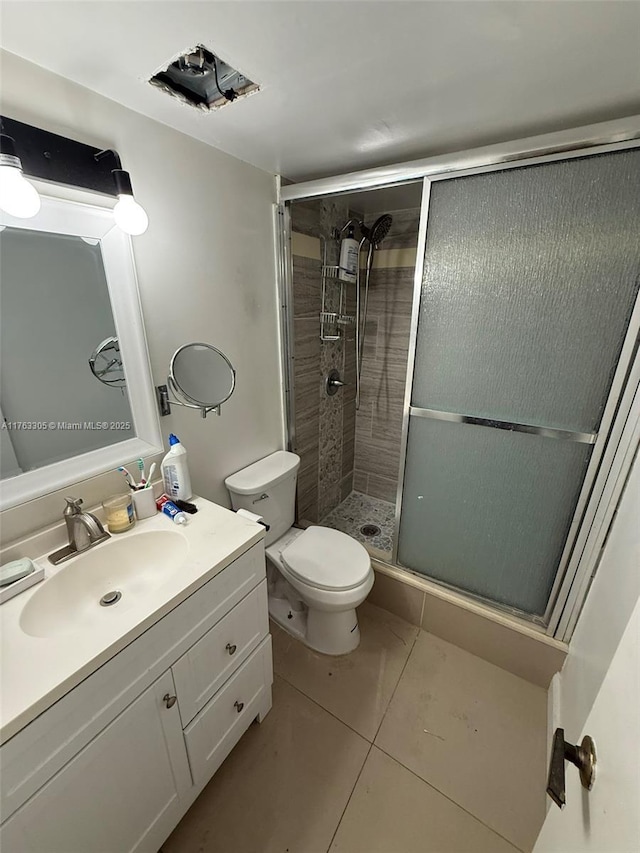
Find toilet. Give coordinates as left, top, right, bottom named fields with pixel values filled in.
left=225, top=451, right=374, bottom=655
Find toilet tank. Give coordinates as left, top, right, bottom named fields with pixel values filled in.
left=224, top=451, right=300, bottom=546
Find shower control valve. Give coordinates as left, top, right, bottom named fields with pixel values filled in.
left=326, top=369, right=346, bottom=396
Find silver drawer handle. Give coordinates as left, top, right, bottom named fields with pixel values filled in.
left=234, top=700, right=244, bottom=713
left=226, top=643, right=237, bottom=655
left=163, top=693, right=177, bottom=709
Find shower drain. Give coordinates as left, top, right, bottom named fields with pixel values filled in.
left=360, top=524, right=381, bottom=538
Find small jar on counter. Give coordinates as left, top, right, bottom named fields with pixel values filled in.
left=102, top=493, right=135, bottom=534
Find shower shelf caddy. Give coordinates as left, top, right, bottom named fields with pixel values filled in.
left=319, top=236, right=355, bottom=341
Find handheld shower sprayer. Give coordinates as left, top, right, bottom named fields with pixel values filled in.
left=355, top=214, right=393, bottom=408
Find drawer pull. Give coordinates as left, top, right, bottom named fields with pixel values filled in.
left=234, top=700, right=244, bottom=713
left=163, top=693, right=177, bottom=709
left=226, top=643, right=237, bottom=655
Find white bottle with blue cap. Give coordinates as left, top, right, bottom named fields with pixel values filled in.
left=161, top=433, right=193, bottom=501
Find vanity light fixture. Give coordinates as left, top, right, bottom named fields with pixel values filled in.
left=94, top=149, right=149, bottom=236
left=111, top=169, right=149, bottom=236
left=0, top=134, right=41, bottom=218
left=0, top=118, right=149, bottom=237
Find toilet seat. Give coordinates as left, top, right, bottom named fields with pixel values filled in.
left=281, top=526, right=370, bottom=591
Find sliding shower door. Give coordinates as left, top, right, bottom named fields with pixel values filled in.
left=396, top=149, right=640, bottom=619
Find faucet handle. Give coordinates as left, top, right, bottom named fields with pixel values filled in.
left=64, top=496, right=83, bottom=515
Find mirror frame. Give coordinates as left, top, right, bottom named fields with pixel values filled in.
left=0, top=194, right=162, bottom=510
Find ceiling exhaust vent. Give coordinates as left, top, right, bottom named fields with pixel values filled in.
left=150, top=45, right=259, bottom=111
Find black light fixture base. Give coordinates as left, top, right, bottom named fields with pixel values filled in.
left=0, top=116, right=122, bottom=197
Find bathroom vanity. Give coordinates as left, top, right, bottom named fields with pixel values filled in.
left=0, top=498, right=272, bottom=852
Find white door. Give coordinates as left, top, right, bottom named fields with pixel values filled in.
left=534, top=456, right=640, bottom=852
left=0, top=670, right=192, bottom=853
left=534, top=598, right=640, bottom=851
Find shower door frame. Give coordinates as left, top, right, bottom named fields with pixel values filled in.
left=395, top=158, right=640, bottom=634
left=277, top=116, right=640, bottom=641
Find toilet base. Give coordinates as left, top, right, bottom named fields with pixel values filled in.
left=268, top=593, right=361, bottom=656
left=307, top=607, right=361, bottom=655
left=268, top=595, right=308, bottom=644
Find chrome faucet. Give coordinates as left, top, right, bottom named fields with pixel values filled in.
left=49, top=496, right=111, bottom=565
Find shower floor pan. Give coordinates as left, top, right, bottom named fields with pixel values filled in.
left=321, top=492, right=394, bottom=559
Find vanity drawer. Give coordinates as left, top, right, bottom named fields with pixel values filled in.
left=183, top=636, right=272, bottom=785
left=173, top=580, right=269, bottom=727
left=1, top=542, right=265, bottom=823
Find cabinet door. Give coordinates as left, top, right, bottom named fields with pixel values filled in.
left=0, top=671, right=191, bottom=853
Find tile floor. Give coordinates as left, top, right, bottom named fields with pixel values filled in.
left=321, top=492, right=395, bottom=558
left=163, top=602, right=548, bottom=853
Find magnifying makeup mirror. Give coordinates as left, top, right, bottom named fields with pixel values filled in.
left=156, top=343, right=236, bottom=418
left=88, top=336, right=126, bottom=389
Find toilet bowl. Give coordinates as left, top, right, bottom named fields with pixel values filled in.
left=225, top=451, right=374, bottom=655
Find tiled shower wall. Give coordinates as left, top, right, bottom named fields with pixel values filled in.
left=290, top=200, right=358, bottom=523
left=353, top=209, right=420, bottom=503
left=290, top=202, right=420, bottom=521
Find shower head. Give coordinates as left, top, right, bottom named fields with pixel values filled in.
left=360, top=214, right=393, bottom=248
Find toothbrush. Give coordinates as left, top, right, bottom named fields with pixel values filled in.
left=145, top=462, right=157, bottom=488
left=137, top=458, right=145, bottom=487
left=118, top=466, right=135, bottom=487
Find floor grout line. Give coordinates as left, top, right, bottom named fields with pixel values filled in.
left=325, top=742, right=374, bottom=853
left=273, top=670, right=375, bottom=745
left=372, top=627, right=420, bottom=743
left=272, top=619, right=533, bottom=852
left=370, top=627, right=528, bottom=851
left=271, top=613, right=419, bottom=747
left=372, top=741, right=527, bottom=853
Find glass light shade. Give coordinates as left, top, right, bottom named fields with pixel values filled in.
left=113, top=194, right=149, bottom=236
left=0, top=165, right=41, bottom=218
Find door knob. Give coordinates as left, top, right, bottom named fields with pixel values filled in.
left=226, top=643, right=237, bottom=655
left=163, top=693, right=177, bottom=709
left=546, top=727, right=596, bottom=809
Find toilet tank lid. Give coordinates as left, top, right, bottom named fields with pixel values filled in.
left=224, top=450, right=300, bottom=495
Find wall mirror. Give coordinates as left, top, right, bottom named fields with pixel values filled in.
left=158, top=343, right=236, bottom=418
left=0, top=195, right=162, bottom=510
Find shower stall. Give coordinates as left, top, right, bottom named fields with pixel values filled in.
left=276, top=122, right=640, bottom=642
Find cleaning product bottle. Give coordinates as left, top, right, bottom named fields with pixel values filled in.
left=161, top=434, right=193, bottom=501
left=338, top=223, right=359, bottom=283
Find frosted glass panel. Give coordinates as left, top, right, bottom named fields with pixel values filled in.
left=397, top=417, right=592, bottom=615
left=413, top=150, right=640, bottom=432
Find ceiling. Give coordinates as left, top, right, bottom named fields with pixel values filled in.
left=2, top=2, right=639, bottom=182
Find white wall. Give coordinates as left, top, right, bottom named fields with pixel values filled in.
left=0, top=50, right=283, bottom=542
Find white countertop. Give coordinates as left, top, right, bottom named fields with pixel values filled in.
left=0, top=498, right=264, bottom=745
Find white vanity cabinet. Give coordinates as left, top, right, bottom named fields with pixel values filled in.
left=0, top=671, right=191, bottom=853
left=0, top=540, right=272, bottom=853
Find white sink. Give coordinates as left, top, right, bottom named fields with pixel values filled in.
left=20, top=531, right=189, bottom=639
